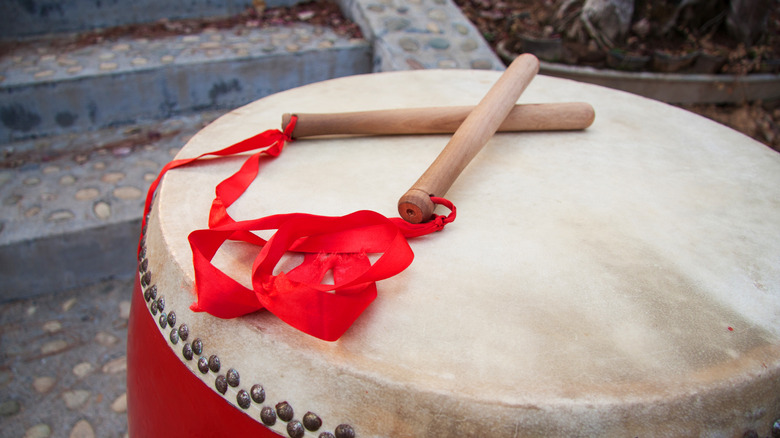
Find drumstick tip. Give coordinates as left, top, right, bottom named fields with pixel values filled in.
left=398, top=189, right=435, bottom=224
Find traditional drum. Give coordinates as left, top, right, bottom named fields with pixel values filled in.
left=127, top=69, right=780, bottom=437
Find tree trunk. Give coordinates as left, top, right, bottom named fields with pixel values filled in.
left=579, top=0, right=635, bottom=48
left=726, top=0, right=771, bottom=44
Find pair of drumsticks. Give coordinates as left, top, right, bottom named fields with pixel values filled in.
left=282, top=54, right=594, bottom=224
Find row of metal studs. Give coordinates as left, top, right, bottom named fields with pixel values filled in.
left=138, top=226, right=356, bottom=438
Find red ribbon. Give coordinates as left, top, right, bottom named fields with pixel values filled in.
left=140, top=117, right=455, bottom=341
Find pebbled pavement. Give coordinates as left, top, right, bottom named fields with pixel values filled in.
left=0, top=111, right=223, bottom=300
left=0, top=277, right=133, bottom=438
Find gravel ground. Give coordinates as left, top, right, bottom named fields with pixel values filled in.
left=0, top=278, right=132, bottom=438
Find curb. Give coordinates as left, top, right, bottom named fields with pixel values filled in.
left=540, top=61, right=780, bottom=104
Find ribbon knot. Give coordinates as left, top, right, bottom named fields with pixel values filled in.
left=430, top=197, right=456, bottom=230
left=140, top=116, right=457, bottom=341
left=431, top=215, right=447, bottom=232
left=389, top=196, right=455, bottom=239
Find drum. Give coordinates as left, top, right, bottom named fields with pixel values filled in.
left=127, top=69, right=780, bottom=437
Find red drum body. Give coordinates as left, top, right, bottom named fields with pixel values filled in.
left=127, top=277, right=277, bottom=437
left=127, top=70, right=780, bottom=437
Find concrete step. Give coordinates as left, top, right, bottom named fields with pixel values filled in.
left=0, top=111, right=222, bottom=300
left=0, top=19, right=372, bottom=143
left=0, top=0, right=302, bottom=39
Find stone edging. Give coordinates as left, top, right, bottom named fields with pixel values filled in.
left=540, top=61, right=780, bottom=104
left=495, top=41, right=780, bottom=104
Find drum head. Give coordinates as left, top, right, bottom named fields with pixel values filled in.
left=143, top=70, right=780, bottom=437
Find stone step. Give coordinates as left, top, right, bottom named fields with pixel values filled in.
left=0, top=0, right=302, bottom=39
left=0, top=19, right=372, bottom=144
left=0, top=111, right=222, bottom=300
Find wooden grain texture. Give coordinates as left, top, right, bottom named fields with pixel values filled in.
left=282, top=102, right=594, bottom=138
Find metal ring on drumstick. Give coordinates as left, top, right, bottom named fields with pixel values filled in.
left=397, top=53, right=541, bottom=224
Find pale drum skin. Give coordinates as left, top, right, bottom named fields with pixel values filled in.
left=128, top=70, right=780, bottom=437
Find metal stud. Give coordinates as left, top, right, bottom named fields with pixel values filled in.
left=208, top=355, right=220, bottom=373
left=158, top=313, right=167, bottom=329
left=334, top=424, right=355, bottom=438
left=178, top=324, right=189, bottom=342
left=215, top=375, right=227, bottom=394
left=182, top=343, right=193, bottom=360
left=287, top=420, right=304, bottom=438
left=169, top=327, right=179, bottom=344
left=250, top=384, right=265, bottom=403
left=318, top=433, right=335, bottom=438
left=147, top=285, right=157, bottom=301
left=141, top=271, right=151, bottom=288
left=143, top=287, right=151, bottom=302
left=192, top=338, right=203, bottom=355
left=156, top=296, right=165, bottom=312
left=226, top=368, right=240, bottom=387
left=167, top=311, right=176, bottom=327
left=260, top=406, right=277, bottom=426
left=150, top=300, right=158, bottom=316
left=303, top=412, right=322, bottom=432
left=138, top=246, right=146, bottom=262
left=197, top=356, right=209, bottom=374
left=236, top=389, right=251, bottom=409
left=139, top=258, right=148, bottom=273
left=276, top=401, right=294, bottom=422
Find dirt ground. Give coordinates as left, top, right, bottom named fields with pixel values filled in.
left=454, top=0, right=780, bottom=152
left=678, top=101, right=779, bottom=152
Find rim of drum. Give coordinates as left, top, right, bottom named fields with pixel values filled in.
left=128, top=69, right=780, bottom=437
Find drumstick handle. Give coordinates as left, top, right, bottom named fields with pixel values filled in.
left=282, top=102, right=594, bottom=137
left=398, top=53, right=540, bottom=224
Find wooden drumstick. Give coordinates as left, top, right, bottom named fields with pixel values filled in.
left=281, top=102, right=594, bottom=138
left=398, top=53, right=541, bottom=224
